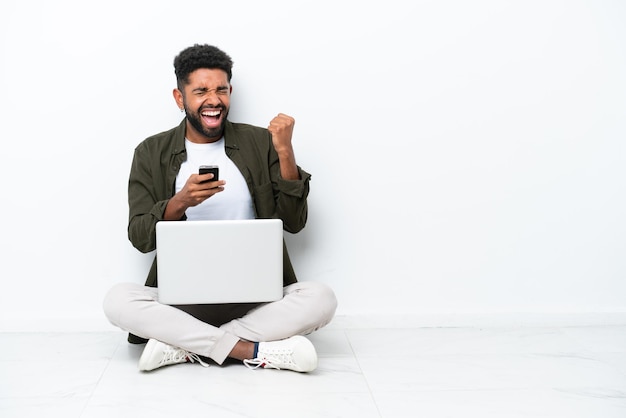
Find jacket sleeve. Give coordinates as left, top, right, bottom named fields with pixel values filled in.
left=267, top=138, right=312, bottom=234
left=235, top=125, right=311, bottom=234
left=126, top=145, right=171, bottom=253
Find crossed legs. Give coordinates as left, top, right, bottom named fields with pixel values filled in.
left=103, top=281, right=337, bottom=365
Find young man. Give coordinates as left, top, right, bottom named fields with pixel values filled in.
left=103, top=44, right=337, bottom=373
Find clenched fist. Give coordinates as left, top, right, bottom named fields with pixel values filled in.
left=268, top=113, right=295, bottom=155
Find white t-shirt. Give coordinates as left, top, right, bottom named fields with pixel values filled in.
left=176, top=138, right=255, bottom=221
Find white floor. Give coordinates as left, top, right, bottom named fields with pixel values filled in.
left=2, top=321, right=626, bottom=417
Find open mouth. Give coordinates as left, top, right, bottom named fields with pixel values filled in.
left=201, top=108, right=222, bottom=128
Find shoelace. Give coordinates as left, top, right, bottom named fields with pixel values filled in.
left=243, top=358, right=269, bottom=370
left=243, top=351, right=295, bottom=370
left=161, top=347, right=210, bottom=368
left=187, top=352, right=210, bottom=368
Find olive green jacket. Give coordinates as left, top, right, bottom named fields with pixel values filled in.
left=127, top=118, right=311, bottom=288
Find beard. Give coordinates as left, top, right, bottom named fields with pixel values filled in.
left=184, top=104, right=229, bottom=140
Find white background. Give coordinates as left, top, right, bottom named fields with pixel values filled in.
left=1, top=0, right=624, bottom=330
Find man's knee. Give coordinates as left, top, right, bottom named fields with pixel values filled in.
left=312, top=281, right=338, bottom=321
left=289, top=281, right=338, bottom=325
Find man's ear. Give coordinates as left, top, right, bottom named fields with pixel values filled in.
left=173, top=88, right=183, bottom=110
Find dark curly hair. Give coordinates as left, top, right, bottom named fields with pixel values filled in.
left=173, top=44, right=233, bottom=89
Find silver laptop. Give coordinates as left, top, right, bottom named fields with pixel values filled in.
left=155, top=219, right=284, bottom=305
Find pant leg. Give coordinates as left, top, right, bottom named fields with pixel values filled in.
left=102, top=283, right=239, bottom=364
left=219, top=281, right=338, bottom=342
left=103, top=280, right=338, bottom=364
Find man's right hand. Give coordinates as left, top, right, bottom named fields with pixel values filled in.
left=163, top=174, right=225, bottom=220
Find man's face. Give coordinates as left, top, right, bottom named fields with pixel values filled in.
left=176, top=68, right=231, bottom=143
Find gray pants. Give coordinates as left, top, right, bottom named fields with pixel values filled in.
left=103, top=281, right=337, bottom=364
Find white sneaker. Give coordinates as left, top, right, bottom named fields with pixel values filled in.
left=243, top=335, right=318, bottom=372
left=138, top=339, right=209, bottom=371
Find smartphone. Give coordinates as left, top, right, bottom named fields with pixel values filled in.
left=199, top=165, right=219, bottom=181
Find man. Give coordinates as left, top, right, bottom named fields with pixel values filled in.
left=103, top=44, right=337, bottom=373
